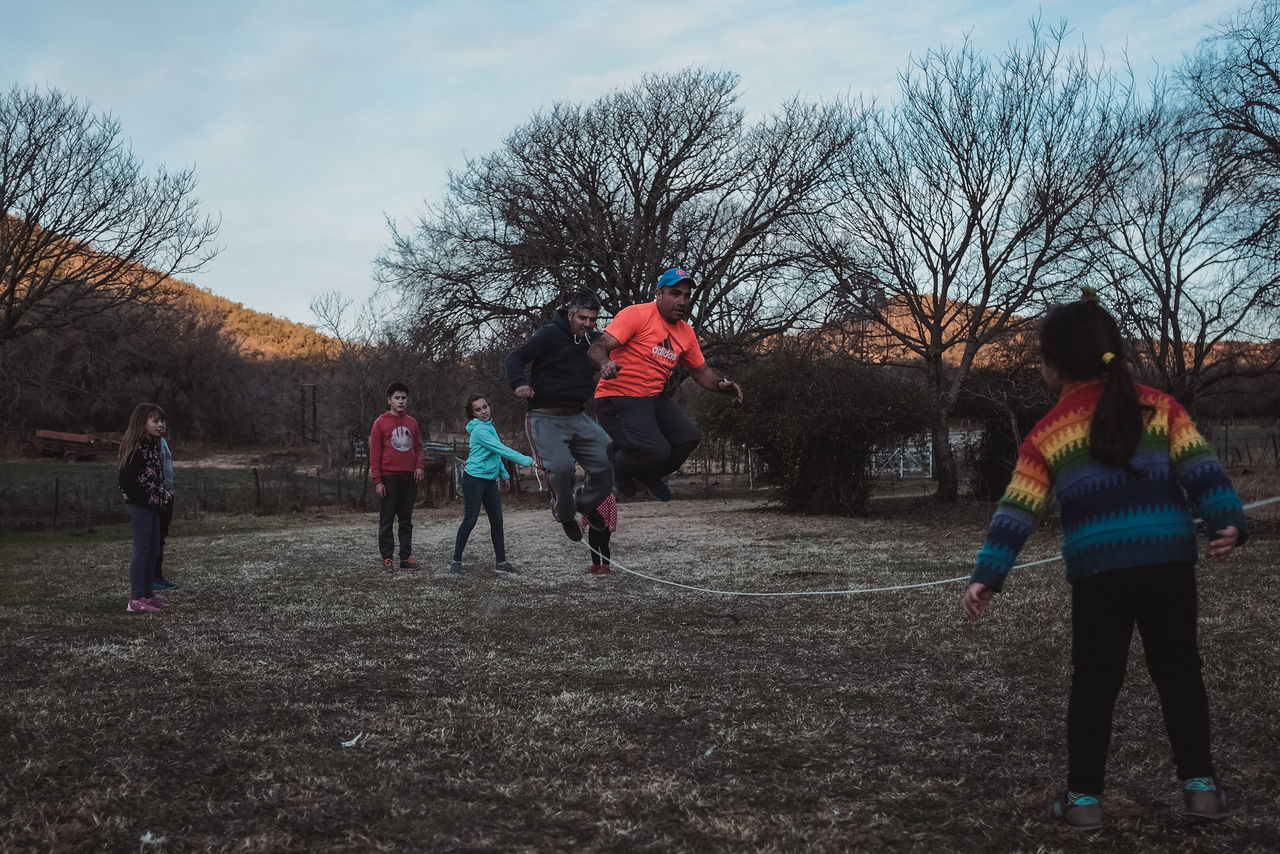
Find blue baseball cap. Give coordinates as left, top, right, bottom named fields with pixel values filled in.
left=656, top=267, right=695, bottom=289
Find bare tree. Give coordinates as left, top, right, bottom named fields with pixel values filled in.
left=1080, top=87, right=1280, bottom=412
left=804, top=23, right=1143, bottom=501
left=377, top=68, right=855, bottom=360
left=1182, top=0, right=1280, bottom=173
left=0, top=85, right=219, bottom=343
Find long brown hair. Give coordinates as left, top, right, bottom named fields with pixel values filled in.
left=117, top=403, right=166, bottom=469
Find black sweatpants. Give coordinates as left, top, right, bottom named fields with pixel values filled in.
left=596, top=394, right=700, bottom=484
left=155, top=499, right=174, bottom=580
left=1066, top=562, right=1215, bottom=794
left=378, top=473, right=417, bottom=559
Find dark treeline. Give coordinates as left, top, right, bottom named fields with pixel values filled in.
left=0, top=283, right=335, bottom=445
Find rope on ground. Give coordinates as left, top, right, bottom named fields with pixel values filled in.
left=579, top=494, right=1279, bottom=599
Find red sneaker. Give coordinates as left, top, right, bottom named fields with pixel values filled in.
left=127, top=598, right=162, bottom=613
left=145, top=596, right=172, bottom=610
left=586, top=564, right=612, bottom=575
left=399, top=556, right=421, bottom=570
left=383, top=557, right=394, bottom=572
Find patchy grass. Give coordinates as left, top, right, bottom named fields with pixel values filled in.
left=1, top=491, right=1277, bottom=852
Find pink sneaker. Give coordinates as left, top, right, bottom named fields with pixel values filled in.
left=127, top=598, right=162, bottom=613
left=145, top=596, right=172, bottom=610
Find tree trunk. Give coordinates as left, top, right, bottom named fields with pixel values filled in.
left=931, top=406, right=959, bottom=502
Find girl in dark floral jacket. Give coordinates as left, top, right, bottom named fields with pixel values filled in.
left=117, top=403, right=173, bottom=612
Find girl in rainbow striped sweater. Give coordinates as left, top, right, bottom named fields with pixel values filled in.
left=963, top=294, right=1249, bottom=830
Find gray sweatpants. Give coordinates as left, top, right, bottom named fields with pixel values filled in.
left=525, top=411, right=614, bottom=523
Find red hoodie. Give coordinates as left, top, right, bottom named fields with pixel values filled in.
left=369, top=411, right=424, bottom=484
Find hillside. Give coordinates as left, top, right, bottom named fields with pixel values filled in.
left=176, top=281, right=335, bottom=360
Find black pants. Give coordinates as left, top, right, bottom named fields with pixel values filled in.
left=596, top=394, right=700, bottom=483
left=1067, top=563, right=1215, bottom=794
left=378, top=473, right=417, bottom=559
left=453, top=473, right=504, bottom=562
left=155, top=499, right=174, bottom=580
left=588, top=527, right=611, bottom=566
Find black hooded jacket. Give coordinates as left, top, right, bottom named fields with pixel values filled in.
left=504, top=308, right=600, bottom=409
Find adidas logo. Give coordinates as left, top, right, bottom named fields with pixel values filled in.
left=651, top=345, right=678, bottom=361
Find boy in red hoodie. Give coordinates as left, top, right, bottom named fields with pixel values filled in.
left=369, top=382, right=425, bottom=571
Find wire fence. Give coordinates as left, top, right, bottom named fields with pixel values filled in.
left=4, top=425, right=1274, bottom=531
left=0, top=464, right=382, bottom=531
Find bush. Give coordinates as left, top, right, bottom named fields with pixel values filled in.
left=700, top=345, right=930, bottom=515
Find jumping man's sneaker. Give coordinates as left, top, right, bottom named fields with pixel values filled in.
left=562, top=521, right=583, bottom=542
left=144, top=596, right=172, bottom=610
left=400, top=556, right=422, bottom=570
left=382, top=557, right=394, bottom=573
left=127, top=598, right=162, bottom=613
left=448, top=560, right=464, bottom=575
left=581, top=508, right=608, bottom=531
left=1183, top=777, right=1230, bottom=820
left=495, top=561, right=520, bottom=574
left=643, top=478, right=672, bottom=502
left=1048, top=790, right=1103, bottom=830
left=587, top=564, right=612, bottom=575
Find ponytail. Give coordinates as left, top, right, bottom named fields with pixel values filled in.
left=1039, top=293, right=1149, bottom=470
left=1090, top=350, right=1145, bottom=469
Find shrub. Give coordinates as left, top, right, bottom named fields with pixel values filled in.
left=700, top=345, right=930, bottom=515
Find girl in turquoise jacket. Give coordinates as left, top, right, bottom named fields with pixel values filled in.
left=451, top=394, right=534, bottom=574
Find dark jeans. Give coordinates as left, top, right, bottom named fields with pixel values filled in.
left=126, top=503, right=161, bottom=600
left=378, top=473, right=417, bottom=559
left=454, top=473, right=505, bottom=562
left=1067, top=563, right=1215, bottom=794
left=155, top=499, right=174, bottom=580
left=596, top=394, right=700, bottom=483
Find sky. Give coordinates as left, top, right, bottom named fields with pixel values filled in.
left=1, top=0, right=1243, bottom=326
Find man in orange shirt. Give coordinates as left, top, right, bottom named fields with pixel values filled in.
left=587, top=268, right=742, bottom=500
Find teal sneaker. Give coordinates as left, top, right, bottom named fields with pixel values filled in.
left=1184, top=777, right=1229, bottom=820
left=1048, top=790, right=1103, bottom=830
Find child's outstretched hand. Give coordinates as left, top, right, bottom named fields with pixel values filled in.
left=1207, top=525, right=1240, bottom=561
left=962, top=582, right=994, bottom=619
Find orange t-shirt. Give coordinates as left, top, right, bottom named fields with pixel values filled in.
left=595, top=302, right=706, bottom=398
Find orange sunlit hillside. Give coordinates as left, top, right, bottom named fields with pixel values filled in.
left=175, top=282, right=335, bottom=361
left=777, top=296, right=1037, bottom=369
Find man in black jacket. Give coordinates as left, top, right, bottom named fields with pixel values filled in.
left=505, top=290, right=613, bottom=541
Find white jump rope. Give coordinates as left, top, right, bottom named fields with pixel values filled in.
left=577, top=495, right=1280, bottom=598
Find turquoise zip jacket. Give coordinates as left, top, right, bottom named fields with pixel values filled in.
left=464, top=418, right=534, bottom=480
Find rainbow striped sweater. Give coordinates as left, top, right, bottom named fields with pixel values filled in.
left=972, top=379, right=1249, bottom=592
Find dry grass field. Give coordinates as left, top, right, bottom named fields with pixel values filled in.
left=2, top=483, right=1278, bottom=853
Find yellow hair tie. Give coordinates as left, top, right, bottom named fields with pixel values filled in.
left=1101, top=352, right=1115, bottom=365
